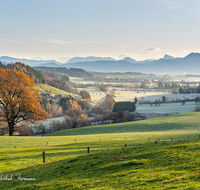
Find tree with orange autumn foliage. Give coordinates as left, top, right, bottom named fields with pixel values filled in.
left=0, top=68, right=48, bottom=136
left=59, top=96, right=88, bottom=118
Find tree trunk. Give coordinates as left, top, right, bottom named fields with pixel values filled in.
left=9, top=129, right=13, bottom=136
left=9, top=123, right=14, bottom=136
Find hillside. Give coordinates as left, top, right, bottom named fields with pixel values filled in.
left=0, top=61, right=45, bottom=83
left=0, top=62, right=76, bottom=94
left=62, top=60, right=143, bottom=72
left=34, top=66, right=93, bottom=78
left=48, top=112, right=200, bottom=136
left=36, top=84, right=79, bottom=97
left=1, top=112, right=200, bottom=189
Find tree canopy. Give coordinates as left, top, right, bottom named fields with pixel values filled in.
left=113, top=101, right=136, bottom=112
left=0, top=68, right=48, bottom=136
left=80, top=90, right=91, bottom=100
left=60, top=96, right=88, bottom=117
left=0, top=61, right=45, bottom=84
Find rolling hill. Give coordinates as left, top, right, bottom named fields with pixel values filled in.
left=36, top=84, right=79, bottom=97
left=1, top=112, right=200, bottom=189
left=34, top=67, right=93, bottom=78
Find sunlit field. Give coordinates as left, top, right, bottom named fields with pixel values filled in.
left=1, top=112, right=200, bottom=189
left=113, top=90, right=170, bottom=102
left=77, top=86, right=200, bottom=114
left=36, top=84, right=79, bottom=97
left=77, top=87, right=107, bottom=105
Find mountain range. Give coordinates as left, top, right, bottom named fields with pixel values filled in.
left=0, top=56, right=116, bottom=67
left=1, top=53, right=200, bottom=74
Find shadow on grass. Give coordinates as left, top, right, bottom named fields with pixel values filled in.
left=2, top=140, right=197, bottom=189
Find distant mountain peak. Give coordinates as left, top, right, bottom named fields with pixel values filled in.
left=66, top=56, right=116, bottom=63
left=184, top=52, right=200, bottom=60
left=162, top=54, right=174, bottom=60
left=123, top=57, right=137, bottom=64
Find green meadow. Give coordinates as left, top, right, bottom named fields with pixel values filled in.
left=1, top=112, right=200, bottom=189
left=36, top=84, right=79, bottom=97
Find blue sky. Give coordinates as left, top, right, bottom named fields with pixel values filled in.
left=0, top=0, right=200, bottom=62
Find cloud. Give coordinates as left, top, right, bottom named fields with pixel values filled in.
left=33, top=38, right=103, bottom=45
left=118, top=54, right=140, bottom=59
left=0, top=38, right=34, bottom=45
left=146, top=48, right=163, bottom=53
left=34, top=39, right=68, bottom=45
left=180, top=49, right=188, bottom=53
left=120, top=45, right=136, bottom=49
left=71, top=41, right=104, bottom=44
left=0, top=6, right=5, bottom=9
left=168, top=6, right=180, bottom=10
left=118, top=54, right=127, bottom=59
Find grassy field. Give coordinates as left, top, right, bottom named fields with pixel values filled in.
left=36, top=84, right=79, bottom=97
left=77, top=87, right=106, bottom=105
left=77, top=86, right=200, bottom=113
left=136, top=101, right=198, bottom=114
left=1, top=112, right=200, bottom=189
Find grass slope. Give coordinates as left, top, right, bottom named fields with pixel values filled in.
left=48, top=112, right=200, bottom=136
left=36, top=84, right=79, bottom=97
left=1, top=140, right=200, bottom=189
left=1, top=112, right=200, bottom=189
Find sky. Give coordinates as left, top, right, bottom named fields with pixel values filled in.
left=0, top=0, right=200, bottom=62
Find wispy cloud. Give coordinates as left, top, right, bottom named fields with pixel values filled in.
left=33, top=38, right=103, bottom=45
left=0, top=38, right=34, bottom=45
left=71, top=41, right=104, bottom=44
left=146, top=48, right=163, bottom=53
left=168, top=6, right=180, bottom=10
left=34, top=39, right=68, bottom=45
left=163, top=0, right=200, bottom=13
left=120, top=46, right=137, bottom=50
left=0, top=6, right=5, bottom=9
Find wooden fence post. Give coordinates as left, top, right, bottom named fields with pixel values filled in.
left=155, top=141, right=157, bottom=144
left=87, top=147, right=90, bottom=154
left=125, top=144, right=127, bottom=148
left=43, top=151, right=45, bottom=163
